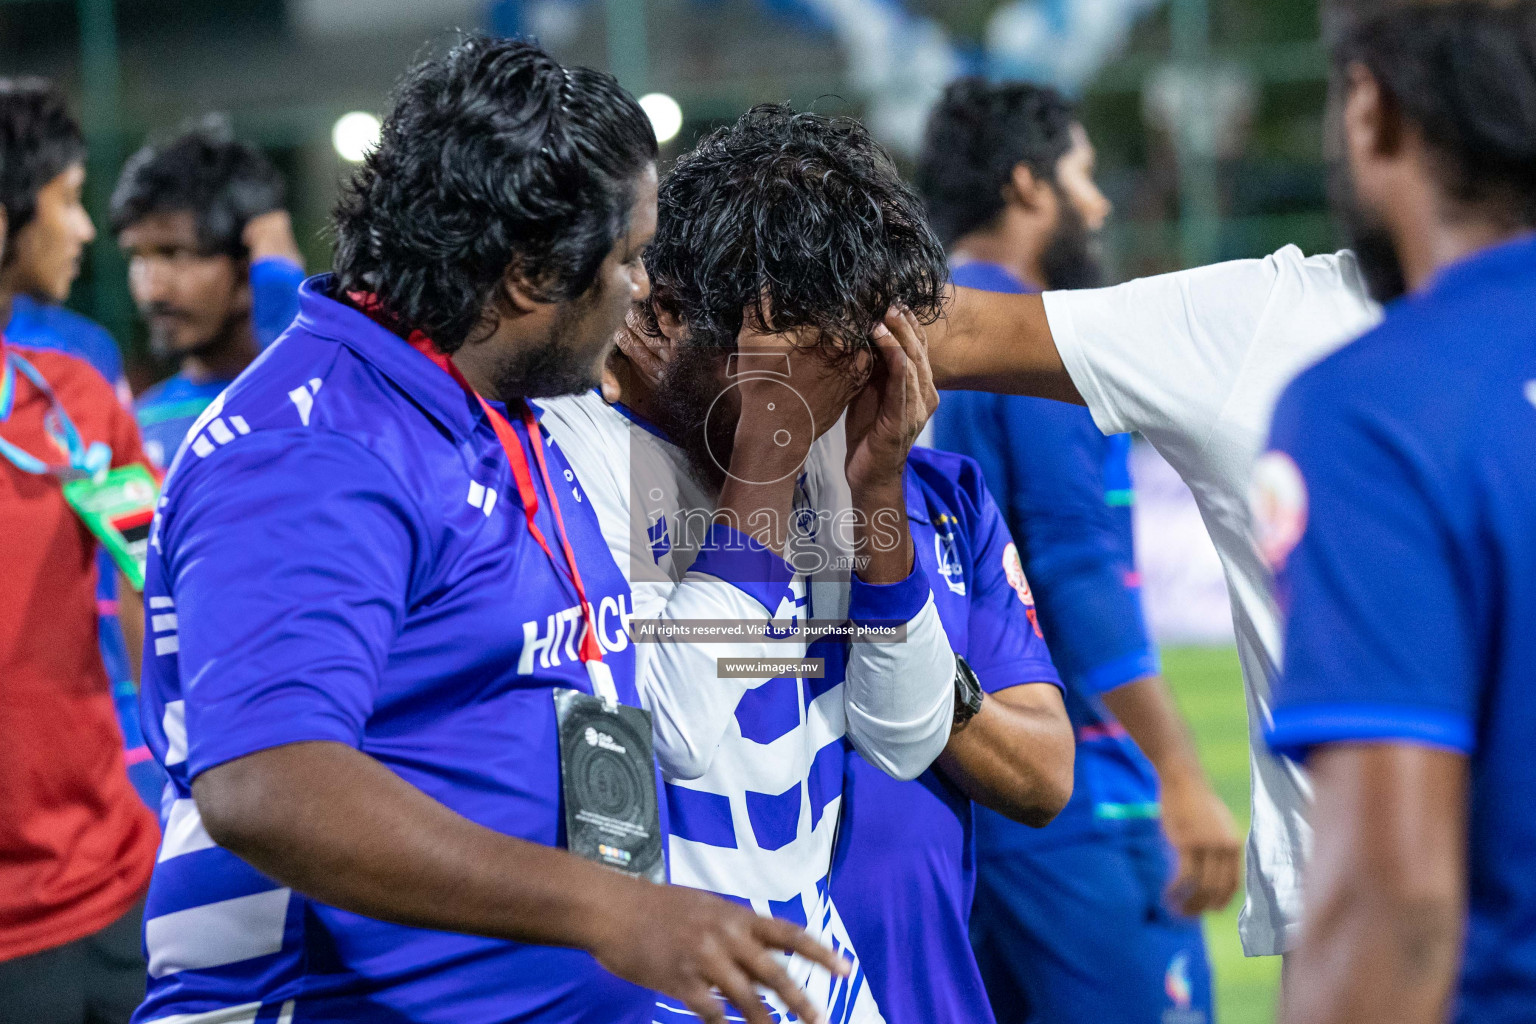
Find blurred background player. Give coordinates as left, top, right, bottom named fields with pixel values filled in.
left=1, top=80, right=125, bottom=403
left=920, top=78, right=1239, bottom=1023
left=110, top=120, right=304, bottom=468
left=1264, top=1, right=1536, bottom=1023
left=0, top=77, right=158, bottom=808
left=0, top=79, right=160, bottom=1024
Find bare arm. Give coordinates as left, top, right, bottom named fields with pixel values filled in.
left=1101, top=675, right=1241, bottom=915
left=242, top=209, right=305, bottom=268
left=117, top=572, right=143, bottom=685
left=1281, top=743, right=1467, bottom=1024
left=937, top=682, right=1074, bottom=827
left=928, top=287, right=1083, bottom=402
left=194, top=741, right=845, bottom=1024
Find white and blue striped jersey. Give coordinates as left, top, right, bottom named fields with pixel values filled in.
left=538, top=391, right=956, bottom=1024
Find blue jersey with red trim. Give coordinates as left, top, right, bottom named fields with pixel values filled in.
left=933, top=261, right=1160, bottom=849
left=1266, top=235, right=1536, bottom=1024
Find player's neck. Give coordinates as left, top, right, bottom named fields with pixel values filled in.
left=1377, top=144, right=1532, bottom=294
left=0, top=266, right=26, bottom=331
left=1396, top=201, right=1530, bottom=294
left=182, top=317, right=260, bottom=384
left=950, top=229, right=1043, bottom=291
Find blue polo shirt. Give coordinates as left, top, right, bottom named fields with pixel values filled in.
left=1266, top=234, right=1536, bottom=1024
left=136, top=275, right=657, bottom=1024
left=933, top=261, right=1160, bottom=849
left=137, top=256, right=305, bottom=469
left=830, top=446, right=1062, bottom=1024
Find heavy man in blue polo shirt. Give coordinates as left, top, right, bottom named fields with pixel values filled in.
left=1259, top=2, right=1536, bottom=1024
left=134, top=38, right=840, bottom=1024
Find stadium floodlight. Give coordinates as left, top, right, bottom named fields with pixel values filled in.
left=332, top=111, right=382, bottom=163
left=638, top=93, right=683, bottom=145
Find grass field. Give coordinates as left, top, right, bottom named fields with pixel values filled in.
left=1161, top=646, right=1282, bottom=1024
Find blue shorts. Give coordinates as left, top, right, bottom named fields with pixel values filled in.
left=970, top=829, right=1214, bottom=1024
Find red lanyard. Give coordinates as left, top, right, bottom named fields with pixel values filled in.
left=349, top=295, right=602, bottom=664
left=418, top=338, right=603, bottom=665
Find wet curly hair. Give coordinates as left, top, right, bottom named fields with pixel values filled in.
left=332, top=35, right=656, bottom=353
left=643, top=104, right=947, bottom=367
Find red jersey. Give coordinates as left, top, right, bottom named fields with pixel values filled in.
left=0, top=338, right=159, bottom=962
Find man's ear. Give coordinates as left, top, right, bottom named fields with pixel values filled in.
left=652, top=298, right=687, bottom=343
left=1005, top=163, right=1051, bottom=214
left=499, top=272, right=546, bottom=317
left=232, top=256, right=255, bottom=312
left=1343, top=61, right=1402, bottom=166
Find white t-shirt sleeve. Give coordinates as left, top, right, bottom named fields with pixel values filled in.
left=1044, top=246, right=1297, bottom=445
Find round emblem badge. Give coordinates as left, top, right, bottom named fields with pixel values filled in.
left=1002, top=542, right=1035, bottom=606
left=1250, top=450, right=1309, bottom=572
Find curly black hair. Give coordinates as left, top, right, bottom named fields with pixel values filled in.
left=110, top=116, right=286, bottom=257
left=915, top=79, right=1077, bottom=249
left=0, top=78, right=86, bottom=256
left=643, top=104, right=947, bottom=365
left=1327, top=0, right=1536, bottom=228
left=332, top=36, right=657, bottom=354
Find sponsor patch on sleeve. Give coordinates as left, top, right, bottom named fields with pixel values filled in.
left=1250, top=450, right=1309, bottom=572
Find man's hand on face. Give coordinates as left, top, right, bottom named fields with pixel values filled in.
left=606, top=303, right=672, bottom=402
left=845, top=307, right=939, bottom=495
left=839, top=307, right=936, bottom=584
left=711, top=307, right=865, bottom=551
left=728, top=314, right=865, bottom=487
left=592, top=879, right=847, bottom=1024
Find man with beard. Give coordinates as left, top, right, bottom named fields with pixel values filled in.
left=1262, top=2, right=1536, bottom=1022
left=131, top=39, right=841, bottom=1024
left=111, top=122, right=306, bottom=469
left=541, top=104, right=1074, bottom=1024
left=617, top=89, right=1390, bottom=972
left=918, top=80, right=1234, bottom=1024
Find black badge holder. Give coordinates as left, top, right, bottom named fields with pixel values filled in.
left=553, top=688, right=666, bottom=883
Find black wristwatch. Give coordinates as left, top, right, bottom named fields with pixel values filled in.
left=952, top=655, right=984, bottom=728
